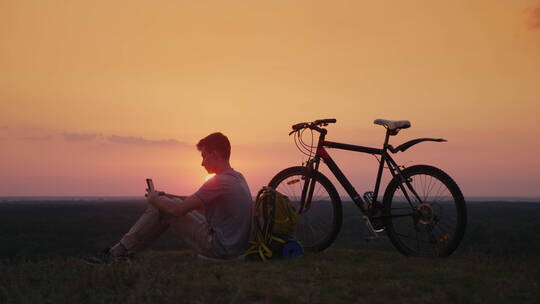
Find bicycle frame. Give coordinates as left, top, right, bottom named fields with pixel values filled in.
left=300, top=128, right=424, bottom=217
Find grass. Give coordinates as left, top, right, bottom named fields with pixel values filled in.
left=1, top=200, right=540, bottom=303
left=2, top=249, right=539, bottom=304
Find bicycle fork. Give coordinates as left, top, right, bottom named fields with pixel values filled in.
left=299, top=158, right=319, bottom=214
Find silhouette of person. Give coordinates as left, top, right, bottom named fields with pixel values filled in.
left=86, top=132, right=252, bottom=264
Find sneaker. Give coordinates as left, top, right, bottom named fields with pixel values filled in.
left=84, top=247, right=132, bottom=265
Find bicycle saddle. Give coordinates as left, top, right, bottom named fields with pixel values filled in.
left=374, top=119, right=411, bottom=131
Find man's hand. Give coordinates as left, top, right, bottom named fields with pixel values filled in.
left=144, top=186, right=202, bottom=216
left=145, top=189, right=160, bottom=204
left=145, top=189, right=169, bottom=208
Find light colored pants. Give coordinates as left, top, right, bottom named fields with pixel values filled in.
left=118, top=199, right=218, bottom=258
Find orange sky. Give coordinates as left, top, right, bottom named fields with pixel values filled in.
left=1, top=0, right=539, bottom=197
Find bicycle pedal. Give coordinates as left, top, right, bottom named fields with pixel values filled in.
left=362, top=215, right=380, bottom=241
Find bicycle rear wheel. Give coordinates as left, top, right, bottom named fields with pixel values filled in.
left=268, top=166, right=342, bottom=252
left=383, top=165, right=467, bottom=257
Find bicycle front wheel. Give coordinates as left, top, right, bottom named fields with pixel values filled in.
left=268, top=166, right=342, bottom=252
left=383, top=165, right=467, bottom=257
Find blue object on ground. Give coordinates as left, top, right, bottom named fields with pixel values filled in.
left=282, top=238, right=303, bottom=259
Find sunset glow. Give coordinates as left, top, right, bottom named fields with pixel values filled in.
left=1, top=0, right=539, bottom=197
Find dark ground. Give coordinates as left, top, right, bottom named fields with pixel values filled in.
left=1, top=199, right=540, bottom=303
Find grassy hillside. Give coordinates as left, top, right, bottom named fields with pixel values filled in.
left=1, top=200, right=540, bottom=303
left=1, top=249, right=539, bottom=303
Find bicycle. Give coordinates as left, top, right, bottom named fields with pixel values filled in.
left=268, top=118, right=467, bottom=257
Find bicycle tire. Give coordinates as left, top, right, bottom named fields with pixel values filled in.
left=268, top=166, right=343, bottom=252
left=382, top=165, right=467, bottom=257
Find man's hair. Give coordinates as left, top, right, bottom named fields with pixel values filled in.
left=196, top=132, right=231, bottom=160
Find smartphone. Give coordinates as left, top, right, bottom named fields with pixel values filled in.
left=146, top=178, right=155, bottom=192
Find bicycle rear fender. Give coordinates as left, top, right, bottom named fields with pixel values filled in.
left=388, top=138, right=447, bottom=153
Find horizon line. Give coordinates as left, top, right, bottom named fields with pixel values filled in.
left=1, top=195, right=540, bottom=202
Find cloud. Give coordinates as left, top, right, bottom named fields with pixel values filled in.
left=528, top=3, right=540, bottom=29
left=63, top=132, right=99, bottom=142
left=107, top=135, right=188, bottom=147
left=20, top=135, right=53, bottom=141
left=10, top=127, right=189, bottom=148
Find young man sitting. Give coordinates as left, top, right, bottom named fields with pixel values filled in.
left=86, top=132, right=252, bottom=264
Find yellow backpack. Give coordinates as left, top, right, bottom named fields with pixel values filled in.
left=245, top=187, right=301, bottom=261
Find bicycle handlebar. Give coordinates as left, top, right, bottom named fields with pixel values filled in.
left=289, top=118, right=337, bottom=135
left=313, top=118, right=337, bottom=125
left=291, top=122, right=310, bottom=131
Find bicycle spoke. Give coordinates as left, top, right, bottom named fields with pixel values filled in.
left=436, top=220, right=456, bottom=233
left=433, top=223, right=453, bottom=237
left=427, top=176, right=437, bottom=202
left=430, top=184, right=448, bottom=204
